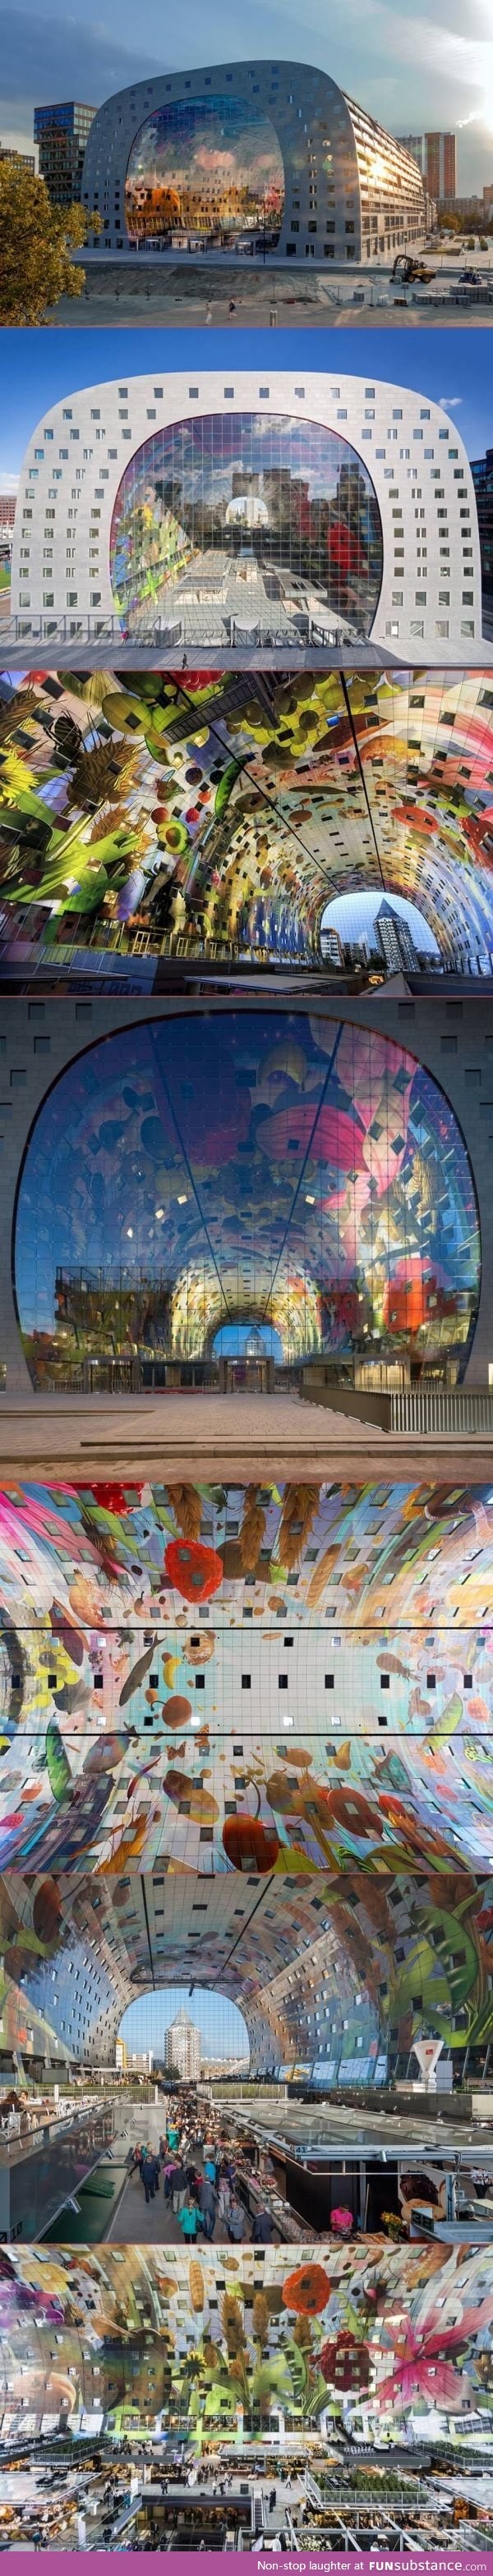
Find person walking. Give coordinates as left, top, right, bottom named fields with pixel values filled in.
left=177, top=2191, right=205, bottom=2240
left=217, top=2170, right=233, bottom=2233
left=197, top=2174, right=217, bottom=2240
left=172, top=2158, right=187, bottom=2216
left=227, top=2195, right=247, bottom=2241
left=141, top=2152, right=157, bottom=2206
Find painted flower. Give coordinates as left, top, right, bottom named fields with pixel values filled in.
left=375, top=2293, right=493, bottom=2412
left=281, top=2264, right=331, bottom=2317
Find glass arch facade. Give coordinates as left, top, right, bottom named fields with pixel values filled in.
left=14, top=1010, right=480, bottom=1385
left=125, top=96, right=285, bottom=248
left=108, top=414, right=384, bottom=639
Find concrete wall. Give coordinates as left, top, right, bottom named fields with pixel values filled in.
left=1, top=987, right=492, bottom=1391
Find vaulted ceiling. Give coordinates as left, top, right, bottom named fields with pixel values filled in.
left=2, top=667, right=493, bottom=974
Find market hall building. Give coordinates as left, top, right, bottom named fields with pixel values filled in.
left=11, top=369, right=481, bottom=658
left=79, top=60, right=428, bottom=265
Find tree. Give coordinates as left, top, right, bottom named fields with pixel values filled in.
left=0, top=162, right=102, bottom=323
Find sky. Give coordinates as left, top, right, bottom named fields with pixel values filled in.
left=119, top=1987, right=249, bottom=2061
left=1, top=0, right=493, bottom=194
left=321, top=888, right=440, bottom=954
left=0, top=323, right=491, bottom=493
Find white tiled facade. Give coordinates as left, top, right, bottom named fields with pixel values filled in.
left=12, top=368, right=482, bottom=660
left=80, top=59, right=427, bottom=266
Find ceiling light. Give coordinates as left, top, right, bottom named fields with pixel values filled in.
left=155, top=1206, right=164, bottom=1220
left=177, top=1193, right=188, bottom=1204
left=127, top=1227, right=133, bottom=1239
left=306, top=1194, right=315, bottom=1204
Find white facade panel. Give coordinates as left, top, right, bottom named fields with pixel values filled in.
left=80, top=59, right=426, bottom=267
left=12, top=368, right=482, bottom=662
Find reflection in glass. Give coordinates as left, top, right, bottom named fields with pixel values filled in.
left=109, top=413, right=384, bottom=641
left=15, top=1011, right=480, bottom=1386
left=125, top=97, right=285, bottom=248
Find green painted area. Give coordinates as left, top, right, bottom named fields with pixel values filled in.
left=44, top=2157, right=129, bottom=2244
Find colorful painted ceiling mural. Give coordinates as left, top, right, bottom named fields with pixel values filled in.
left=1, top=2241, right=493, bottom=2450
left=2, top=1846, right=493, bottom=2072
left=1, top=669, right=493, bottom=982
left=14, top=1011, right=480, bottom=1377
left=0, top=1871, right=380, bottom=2075
left=0, top=1477, right=492, bottom=2074
left=124, top=99, right=285, bottom=248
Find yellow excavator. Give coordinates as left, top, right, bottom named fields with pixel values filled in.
left=391, top=253, right=437, bottom=284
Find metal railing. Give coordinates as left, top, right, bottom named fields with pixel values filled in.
left=2, top=611, right=369, bottom=652
left=390, top=1385, right=493, bottom=1434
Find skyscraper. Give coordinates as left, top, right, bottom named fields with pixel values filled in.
left=425, top=133, right=457, bottom=202
left=395, top=133, right=456, bottom=200
left=34, top=103, right=95, bottom=206
left=374, top=900, right=420, bottom=974
left=165, top=2011, right=201, bottom=2081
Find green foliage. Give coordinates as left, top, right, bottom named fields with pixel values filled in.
left=0, top=161, right=102, bottom=323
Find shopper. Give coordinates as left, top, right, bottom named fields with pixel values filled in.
left=177, top=2191, right=205, bottom=2240
left=172, top=2159, right=187, bottom=2215
left=197, top=2174, right=217, bottom=2240
left=227, top=2195, right=247, bottom=2241
left=251, top=2207, right=274, bottom=2242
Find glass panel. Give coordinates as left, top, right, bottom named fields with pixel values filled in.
left=109, top=412, right=384, bottom=640
left=125, top=97, right=285, bottom=247
left=15, top=1009, right=480, bottom=1382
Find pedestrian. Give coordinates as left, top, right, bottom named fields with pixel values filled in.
left=197, top=2174, right=217, bottom=2240
left=251, top=2207, right=274, bottom=2242
left=172, top=2159, right=187, bottom=2215
left=141, top=2151, right=157, bottom=2204
left=216, top=2174, right=232, bottom=2235
left=227, top=2196, right=247, bottom=2241
left=177, top=2191, right=205, bottom=2239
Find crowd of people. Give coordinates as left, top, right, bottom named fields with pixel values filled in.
left=131, top=2113, right=274, bottom=2242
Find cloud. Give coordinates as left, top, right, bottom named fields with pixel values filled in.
left=2, top=0, right=493, bottom=190
left=438, top=396, right=463, bottom=407
left=0, top=7, right=162, bottom=112
left=0, top=472, right=20, bottom=494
